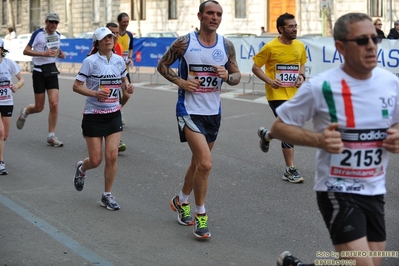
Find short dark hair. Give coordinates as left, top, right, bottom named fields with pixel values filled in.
left=199, top=0, right=219, bottom=14
left=276, top=13, right=295, bottom=34
left=106, top=22, right=118, bottom=28
left=117, top=12, right=129, bottom=22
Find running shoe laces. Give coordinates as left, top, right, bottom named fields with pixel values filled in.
left=288, top=167, right=299, bottom=177
left=197, top=215, right=208, bottom=229
left=181, top=204, right=191, bottom=219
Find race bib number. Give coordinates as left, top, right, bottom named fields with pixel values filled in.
left=45, top=33, right=60, bottom=56
left=329, top=128, right=388, bottom=178
left=0, top=80, right=11, bottom=101
left=275, top=64, right=299, bottom=87
left=188, top=64, right=221, bottom=93
left=98, top=78, right=122, bottom=103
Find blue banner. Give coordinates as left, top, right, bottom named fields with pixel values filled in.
left=59, top=39, right=93, bottom=63
left=133, top=37, right=178, bottom=68
left=60, top=37, right=177, bottom=68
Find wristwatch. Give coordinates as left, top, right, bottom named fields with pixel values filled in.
left=228, top=74, right=233, bottom=83
left=299, top=73, right=306, bottom=81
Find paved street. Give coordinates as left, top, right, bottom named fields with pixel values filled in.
left=0, top=71, right=398, bottom=266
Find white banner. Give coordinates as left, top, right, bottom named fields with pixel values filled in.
left=228, top=36, right=399, bottom=78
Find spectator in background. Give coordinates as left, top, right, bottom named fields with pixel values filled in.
left=374, top=18, right=386, bottom=38
left=387, top=20, right=399, bottom=39
left=5, top=28, right=16, bottom=40
left=260, top=26, right=267, bottom=35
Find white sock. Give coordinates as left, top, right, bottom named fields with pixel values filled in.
left=195, top=205, right=206, bottom=214
left=103, top=192, right=111, bottom=196
left=179, top=191, right=189, bottom=203
left=48, top=132, right=55, bottom=138
left=265, top=131, right=271, bottom=141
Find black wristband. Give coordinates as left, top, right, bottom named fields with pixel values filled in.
left=300, top=73, right=306, bottom=80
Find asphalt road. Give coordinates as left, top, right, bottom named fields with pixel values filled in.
left=0, top=71, right=398, bottom=266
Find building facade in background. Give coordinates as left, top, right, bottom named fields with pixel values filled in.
left=1, top=0, right=398, bottom=38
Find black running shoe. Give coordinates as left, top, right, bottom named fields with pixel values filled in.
left=257, top=127, right=271, bottom=153
left=277, top=251, right=303, bottom=266
left=73, top=161, right=85, bottom=191
left=170, top=195, right=194, bottom=226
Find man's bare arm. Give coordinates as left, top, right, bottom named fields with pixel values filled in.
left=224, top=38, right=241, bottom=86
left=157, top=35, right=189, bottom=88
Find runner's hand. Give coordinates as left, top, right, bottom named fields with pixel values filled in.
left=382, top=128, right=399, bottom=153
left=124, top=83, right=134, bottom=94
left=183, top=79, right=201, bottom=92
left=213, top=65, right=228, bottom=82
left=321, top=123, right=343, bottom=153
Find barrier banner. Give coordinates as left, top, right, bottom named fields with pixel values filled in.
left=133, top=37, right=178, bottom=68
left=227, top=36, right=399, bottom=78
left=59, top=39, right=93, bottom=63
left=7, top=36, right=399, bottom=79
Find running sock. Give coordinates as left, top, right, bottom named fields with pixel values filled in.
left=179, top=191, right=189, bottom=203
left=264, top=131, right=271, bottom=141
left=103, top=192, right=111, bottom=196
left=195, top=204, right=206, bottom=214
left=48, top=132, right=55, bottom=138
left=78, top=166, right=86, bottom=175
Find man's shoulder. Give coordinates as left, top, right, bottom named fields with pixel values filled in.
left=126, top=31, right=134, bottom=38
left=31, top=29, right=44, bottom=39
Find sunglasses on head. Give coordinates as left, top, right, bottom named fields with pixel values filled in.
left=340, top=36, right=382, bottom=46
left=47, top=20, right=59, bottom=24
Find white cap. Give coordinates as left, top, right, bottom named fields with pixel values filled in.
left=93, top=27, right=114, bottom=42
left=0, top=39, right=3, bottom=48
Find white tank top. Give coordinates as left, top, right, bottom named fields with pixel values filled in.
left=176, top=32, right=228, bottom=116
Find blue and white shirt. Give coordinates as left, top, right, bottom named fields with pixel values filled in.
left=28, top=28, right=61, bottom=71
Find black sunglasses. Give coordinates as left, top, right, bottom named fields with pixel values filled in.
left=340, top=36, right=382, bottom=46
left=47, top=20, right=59, bottom=24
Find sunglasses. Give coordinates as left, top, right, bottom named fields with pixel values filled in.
left=47, top=20, right=59, bottom=24
left=377, top=23, right=382, bottom=26
left=282, top=24, right=299, bottom=29
left=340, top=36, right=382, bottom=46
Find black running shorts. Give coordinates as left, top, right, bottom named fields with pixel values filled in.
left=32, top=70, right=59, bottom=94
left=0, top=105, right=13, bottom=117
left=317, top=191, right=386, bottom=245
left=268, top=100, right=294, bottom=149
left=82, top=111, right=122, bottom=137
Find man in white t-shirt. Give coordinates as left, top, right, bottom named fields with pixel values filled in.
left=16, top=12, right=66, bottom=147
left=271, top=13, right=399, bottom=266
